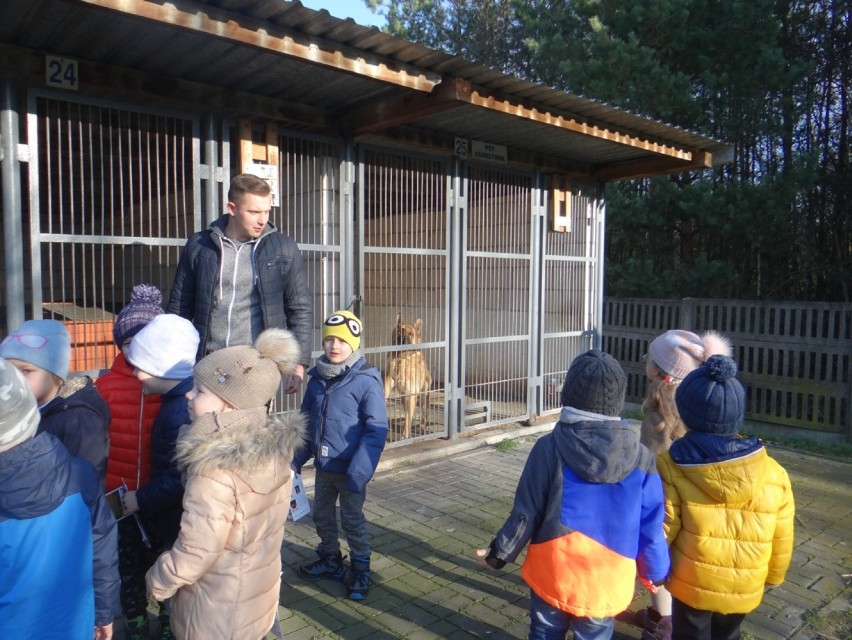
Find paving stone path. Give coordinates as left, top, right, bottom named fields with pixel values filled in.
left=279, top=431, right=852, bottom=639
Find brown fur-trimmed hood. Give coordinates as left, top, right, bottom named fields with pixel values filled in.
left=175, top=408, right=306, bottom=490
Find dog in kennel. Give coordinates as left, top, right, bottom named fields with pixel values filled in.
left=384, top=313, right=432, bottom=439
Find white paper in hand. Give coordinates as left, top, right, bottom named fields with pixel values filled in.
left=289, top=472, right=310, bottom=521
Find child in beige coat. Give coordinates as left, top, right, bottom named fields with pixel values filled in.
left=146, top=329, right=306, bottom=640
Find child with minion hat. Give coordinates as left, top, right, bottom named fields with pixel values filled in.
left=293, top=310, right=388, bottom=600
left=145, top=328, right=306, bottom=640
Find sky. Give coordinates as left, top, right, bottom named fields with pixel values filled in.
left=298, top=1, right=387, bottom=28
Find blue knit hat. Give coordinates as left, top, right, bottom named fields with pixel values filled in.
left=0, top=319, right=71, bottom=380
left=113, top=284, right=164, bottom=347
left=675, top=355, right=746, bottom=435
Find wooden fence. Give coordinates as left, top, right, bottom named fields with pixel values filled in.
left=602, top=298, right=852, bottom=440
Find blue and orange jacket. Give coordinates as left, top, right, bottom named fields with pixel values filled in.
left=488, top=414, right=670, bottom=618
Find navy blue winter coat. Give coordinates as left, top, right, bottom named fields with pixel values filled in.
left=135, top=377, right=192, bottom=546
left=294, top=358, right=388, bottom=493
left=0, top=433, right=120, bottom=636
left=40, top=376, right=111, bottom=484
left=167, top=216, right=313, bottom=362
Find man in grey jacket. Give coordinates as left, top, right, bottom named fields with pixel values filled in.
left=168, top=173, right=313, bottom=393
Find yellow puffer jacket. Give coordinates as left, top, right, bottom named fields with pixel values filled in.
left=657, top=441, right=795, bottom=614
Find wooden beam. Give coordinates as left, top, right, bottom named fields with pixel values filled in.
left=76, top=0, right=441, bottom=92
left=340, top=77, right=472, bottom=136
left=593, top=152, right=713, bottom=182
left=466, top=88, right=697, bottom=162
left=239, top=119, right=256, bottom=173
left=0, top=43, right=332, bottom=131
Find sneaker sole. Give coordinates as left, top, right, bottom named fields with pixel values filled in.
left=298, top=569, right=345, bottom=581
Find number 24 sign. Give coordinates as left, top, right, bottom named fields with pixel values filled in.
left=45, top=56, right=78, bottom=91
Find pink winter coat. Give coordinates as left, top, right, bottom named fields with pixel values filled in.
left=146, top=407, right=306, bottom=640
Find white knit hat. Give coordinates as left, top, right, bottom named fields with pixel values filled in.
left=0, top=358, right=40, bottom=452
left=647, top=330, right=732, bottom=381
left=126, top=314, right=199, bottom=379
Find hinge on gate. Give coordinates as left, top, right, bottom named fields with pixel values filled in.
left=199, top=165, right=226, bottom=182
left=0, top=141, right=31, bottom=163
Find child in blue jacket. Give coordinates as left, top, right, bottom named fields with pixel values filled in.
left=0, top=357, right=120, bottom=639
left=293, top=310, right=388, bottom=600
left=477, top=350, right=670, bottom=640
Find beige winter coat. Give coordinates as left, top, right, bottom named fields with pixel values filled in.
left=146, top=407, right=306, bottom=640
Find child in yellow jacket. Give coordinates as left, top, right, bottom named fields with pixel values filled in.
left=657, top=355, right=795, bottom=640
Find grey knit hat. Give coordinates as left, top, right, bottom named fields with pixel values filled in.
left=0, top=358, right=40, bottom=452
left=560, top=349, right=626, bottom=417
left=193, top=328, right=300, bottom=409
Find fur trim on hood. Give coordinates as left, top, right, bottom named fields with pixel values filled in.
left=57, top=375, right=93, bottom=399
left=175, top=408, right=306, bottom=478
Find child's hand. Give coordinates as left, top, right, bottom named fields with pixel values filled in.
left=283, top=365, right=305, bottom=394
left=475, top=548, right=492, bottom=569
left=475, top=547, right=506, bottom=570
left=93, top=622, right=113, bottom=639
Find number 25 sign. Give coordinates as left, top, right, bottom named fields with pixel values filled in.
left=45, top=56, right=78, bottom=91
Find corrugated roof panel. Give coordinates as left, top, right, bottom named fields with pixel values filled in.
left=0, top=0, right=731, bottom=177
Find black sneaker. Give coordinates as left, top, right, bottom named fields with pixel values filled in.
left=347, top=557, right=371, bottom=601
left=298, top=551, right=346, bottom=581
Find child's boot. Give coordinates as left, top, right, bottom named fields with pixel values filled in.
left=636, top=607, right=673, bottom=640
left=298, top=549, right=346, bottom=581
left=347, top=556, right=372, bottom=601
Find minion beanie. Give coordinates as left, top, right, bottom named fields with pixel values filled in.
left=675, top=355, right=746, bottom=435
left=194, top=328, right=300, bottom=409
left=0, top=358, right=40, bottom=453
left=113, top=284, right=164, bottom=347
left=0, top=319, right=71, bottom=380
left=322, top=310, right=362, bottom=352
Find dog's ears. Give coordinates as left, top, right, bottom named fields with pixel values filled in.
left=395, top=312, right=403, bottom=327
left=414, top=318, right=422, bottom=331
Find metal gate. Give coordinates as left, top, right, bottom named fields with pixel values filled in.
left=460, top=166, right=537, bottom=430
left=273, top=131, right=344, bottom=412
left=20, top=90, right=605, bottom=437
left=539, top=189, right=606, bottom=414
left=359, top=147, right=450, bottom=444
left=26, top=91, right=200, bottom=373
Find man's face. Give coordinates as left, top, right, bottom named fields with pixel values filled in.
left=226, top=192, right=271, bottom=241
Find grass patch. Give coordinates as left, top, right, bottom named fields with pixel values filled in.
left=742, top=431, right=852, bottom=461
left=394, top=459, right=416, bottom=468
left=802, top=607, right=852, bottom=638
left=495, top=438, right=520, bottom=453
